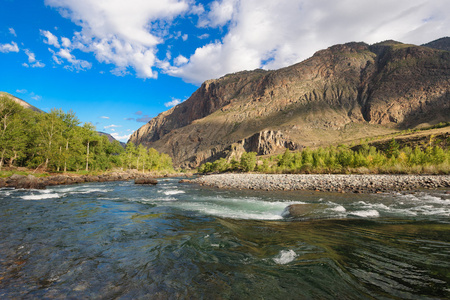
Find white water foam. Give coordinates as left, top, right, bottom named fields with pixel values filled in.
left=22, top=193, right=62, bottom=200
left=273, top=250, right=297, bottom=264
left=161, top=190, right=185, bottom=196
left=349, top=209, right=380, bottom=218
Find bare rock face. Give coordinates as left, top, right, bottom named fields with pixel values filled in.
left=130, top=39, right=450, bottom=168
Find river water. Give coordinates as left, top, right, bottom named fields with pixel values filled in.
left=0, top=178, right=449, bottom=299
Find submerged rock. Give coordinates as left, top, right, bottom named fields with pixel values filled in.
left=282, top=203, right=329, bottom=219
left=135, top=177, right=158, bottom=185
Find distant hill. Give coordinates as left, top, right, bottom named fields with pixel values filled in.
left=0, top=92, right=44, bottom=113
left=422, top=37, right=450, bottom=51
left=130, top=38, right=450, bottom=168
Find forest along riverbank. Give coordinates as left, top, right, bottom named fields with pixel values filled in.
left=192, top=174, right=450, bottom=193
left=0, top=171, right=190, bottom=189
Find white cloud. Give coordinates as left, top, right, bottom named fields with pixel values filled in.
left=207, top=0, right=237, bottom=27
left=174, top=54, right=188, bottom=66
left=164, top=97, right=182, bottom=107
left=16, top=89, right=27, bottom=94
left=40, top=30, right=61, bottom=48
left=0, top=41, right=19, bottom=53
left=49, top=47, right=92, bottom=70
left=104, top=124, right=121, bottom=129
left=61, top=37, right=72, bottom=48
left=32, top=95, right=42, bottom=101
left=182, top=34, right=188, bottom=41
left=45, top=0, right=190, bottom=78
left=23, top=49, right=46, bottom=68
left=24, top=49, right=36, bottom=63
left=32, top=61, right=46, bottom=68
left=198, top=33, right=209, bottom=39
left=100, top=116, right=110, bottom=119
left=9, top=28, right=17, bottom=37
left=111, top=132, right=131, bottom=142
left=165, top=0, right=450, bottom=84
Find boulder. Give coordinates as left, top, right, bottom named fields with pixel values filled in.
left=14, top=175, right=46, bottom=189
left=135, top=177, right=158, bottom=185
left=282, top=203, right=329, bottom=219
left=178, top=179, right=192, bottom=183
left=6, top=174, right=26, bottom=186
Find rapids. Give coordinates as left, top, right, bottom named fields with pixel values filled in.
left=1, top=178, right=449, bottom=299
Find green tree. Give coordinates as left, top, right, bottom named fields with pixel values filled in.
left=0, top=97, right=27, bottom=170
left=240, top=152, right=257, bottom=172
left=35, top=109, right=65, bottom=170
left=80, top=122, right=99, bottom=172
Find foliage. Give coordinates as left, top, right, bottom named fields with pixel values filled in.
left=0, top=95, right=173, bottom=172
left=197, top=139, right=450, bottom=175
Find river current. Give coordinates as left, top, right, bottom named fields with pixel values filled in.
left=0, top=178, right=449, bottom=299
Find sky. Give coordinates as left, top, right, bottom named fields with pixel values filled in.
left=0, top=0, right=448, bottom=142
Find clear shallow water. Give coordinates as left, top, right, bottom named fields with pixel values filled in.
left=0, top=178, right=449, bottom=299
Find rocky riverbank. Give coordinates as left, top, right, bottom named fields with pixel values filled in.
left=0, top=172, right=189, bottom=189
left=192, top=174, right=450, bottom=193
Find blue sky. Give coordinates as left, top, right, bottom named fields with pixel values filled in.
left=1, top=0, right=448, bottom=142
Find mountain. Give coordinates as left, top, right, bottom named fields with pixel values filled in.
left=133, top=38, right=449, bottom=168
left=422, top=37, right=450, bottom=51
left=0, top=92, right=44, bottom=113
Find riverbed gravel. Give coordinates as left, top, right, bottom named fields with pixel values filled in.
left=192, top=174, right=450, bottom=193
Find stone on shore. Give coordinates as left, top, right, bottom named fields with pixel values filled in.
left=192, top=174, right=450, bottom=193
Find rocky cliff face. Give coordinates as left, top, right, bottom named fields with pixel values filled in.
left=130, top=39, right=450, bottom=168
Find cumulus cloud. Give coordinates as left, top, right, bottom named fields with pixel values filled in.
left=164, top=97, right=182, bottom=107
left=22, top=49, right=46, bottom=68
left=0, top=41, right=19, bottom=53
left=165, top=0, right=450, bottom=84
left=24, top=49, right=36, bottom=63
left=49, top=47, right=92, bottom=70
left=45, top=0, right=190, bottom=78
left=174, top=55, right=188, bottom=66
left=39, top=0, right=449, bottom=85
left=41, top=30, right=61, bottom=48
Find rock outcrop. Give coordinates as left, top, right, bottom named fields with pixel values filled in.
left=130, top=39, right=450, bottom=168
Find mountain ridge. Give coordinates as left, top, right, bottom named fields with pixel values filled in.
left=129, top=38, right=448, bottom=168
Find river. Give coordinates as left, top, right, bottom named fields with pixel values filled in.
left=0, top=178, right=449, bottom=299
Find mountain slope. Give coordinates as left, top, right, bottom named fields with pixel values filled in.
left=130, top=39, right=450, bottom=168
left=0, top=92, right=44, bottom=113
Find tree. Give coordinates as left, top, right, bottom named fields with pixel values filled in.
left=136, top=144, right=148, bottom=172
left=35, top=109, right=66, bottom=170
left=0, top=97, right=27, bottom=170
left=240, top=152, right=257, bottom=172
left=80, top=122, right=99, bottom=172
left=124, top=142, right=137, bottom=170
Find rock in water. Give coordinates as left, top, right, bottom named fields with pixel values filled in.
left=135, top=178, right=158, bottom=185
left=282, top=203, right=329, bottom=219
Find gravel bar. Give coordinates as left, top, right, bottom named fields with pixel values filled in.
left=192, top=174, right=450, bottom=193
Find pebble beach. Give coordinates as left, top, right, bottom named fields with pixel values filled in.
left=192, top=173, right=450, bottom=193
